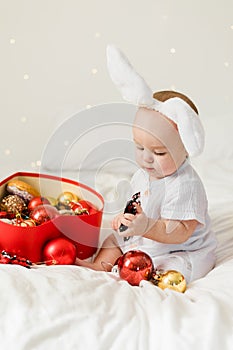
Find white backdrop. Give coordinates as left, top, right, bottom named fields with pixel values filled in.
left=0, top=0, right=233, bottom=176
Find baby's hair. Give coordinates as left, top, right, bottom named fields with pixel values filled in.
left=153, top=90, right=199, bottom=115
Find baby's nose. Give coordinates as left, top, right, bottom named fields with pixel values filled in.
left=142, top=149, right=154, bottom=163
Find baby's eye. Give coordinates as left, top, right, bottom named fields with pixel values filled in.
left=154, top=151, right=167, bottom=156
left=136, top=145, right=144, bottom=150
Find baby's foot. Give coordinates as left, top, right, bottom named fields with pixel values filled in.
left=75, top=257, right=103, bottom=271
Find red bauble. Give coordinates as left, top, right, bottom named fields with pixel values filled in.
left=79, top=200, right=98, bottom=215
left=28, top=196, right=50, bottom=212
left=117, top=250, right=153, bottom=286
left=69, top=201, right=84, bottom=213
left=88, top=206, right=98, bottom=215
left=77, top=200, right=91, bottom=211
left=0, top=211, right=8, bottom=218
left=69, top=200, right=92, bottom=215
left=29, top=204, right=59, bottom=225
left=42, top=237, right=77, bottom=265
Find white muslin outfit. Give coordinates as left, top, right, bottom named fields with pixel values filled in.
left=115, top=160, right=217, bottom=283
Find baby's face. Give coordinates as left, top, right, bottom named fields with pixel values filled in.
left=133, top=107, right=187, bottom=180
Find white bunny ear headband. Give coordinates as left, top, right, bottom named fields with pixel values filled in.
left=106, top=44, right=205, bottom=157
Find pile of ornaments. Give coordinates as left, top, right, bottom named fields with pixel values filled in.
left=0, top=179, right=96, bottom=227
left=116, top=250, right=186, bottom=293
left=0, top=179, right=97, bottom=267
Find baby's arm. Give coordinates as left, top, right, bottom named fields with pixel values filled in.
left=75, top=233, right=122, bottom=271
left=142, top=218, right=198, bottom=244
left=116, top=203, right=198, bottom=244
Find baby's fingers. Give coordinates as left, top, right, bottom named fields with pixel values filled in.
left=111, top=214, right=125, bottom=230
left=123, top=213, right=135, bottom=221
left=112, top=218, right=120, bottom=230
left=134, top=202, right=142, bottom=213
left=120, top=213, right=135, bottom=227
left=118, top=214, right=135, bottom=227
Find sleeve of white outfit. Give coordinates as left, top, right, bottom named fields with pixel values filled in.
left=161, top=177, right=207, bottom=225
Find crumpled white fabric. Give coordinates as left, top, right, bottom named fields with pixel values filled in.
left=0, top=258, right=233, bottom=350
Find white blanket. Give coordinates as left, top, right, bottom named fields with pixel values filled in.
left=1, top=260, right=233, bottom=350
left=1, top=159, right=233, bottom=350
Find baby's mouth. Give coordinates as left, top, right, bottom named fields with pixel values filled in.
left=145, top=167, right=154, bottom=172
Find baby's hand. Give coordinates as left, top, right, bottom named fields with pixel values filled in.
left=118, top=203, right=151, bottom=237
left=111, top=202, right=142, bottom=231
left=111, top=213, right=135, bottom=231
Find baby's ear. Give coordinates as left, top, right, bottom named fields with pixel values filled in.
left=106, top=45, right=154, bottom=107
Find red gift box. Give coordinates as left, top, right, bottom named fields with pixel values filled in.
left=0, top=172, right=104, bottom=263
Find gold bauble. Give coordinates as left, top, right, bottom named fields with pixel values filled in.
left=46, top=196, right=58, bottom=207
left=19, top=219, right=36, bottom=227
left=57, top=192, right=79, bottom=206
left=153, top=270, right=186, bottom=293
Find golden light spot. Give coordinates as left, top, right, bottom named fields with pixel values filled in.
left=4, top=149, right=11, bottom=156
left=20, top=116, right=27, bottom=123
left=91, top=68, right=98, bottom=75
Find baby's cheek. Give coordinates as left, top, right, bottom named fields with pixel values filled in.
left=160, top=158, right=177, bottom=175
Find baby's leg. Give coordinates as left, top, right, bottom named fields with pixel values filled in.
left=75, top=233, right=122, bottom=271
left=153, top=252, right=192, bottom=284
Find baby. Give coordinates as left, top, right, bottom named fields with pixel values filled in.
left=76, top=47, right=217, bottom=284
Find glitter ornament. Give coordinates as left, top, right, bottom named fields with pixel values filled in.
left=42, top=237, right=77, bottom=265
left=151, top=270, right=186, bottom=293
left=0, top=195, right=27, bottom=215
left=117, top=250, right=153, bottom=286
left=29, top=204, right=59, bottom=225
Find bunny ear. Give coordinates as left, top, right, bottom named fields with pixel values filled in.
left=156, top=97, right=205, bottom=157
left=106, top=45, right=154, bottom=106
left=106, top=44, right=205, bottom=157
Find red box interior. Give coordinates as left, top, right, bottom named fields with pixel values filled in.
left=0, top=172, right=104, bottom=263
